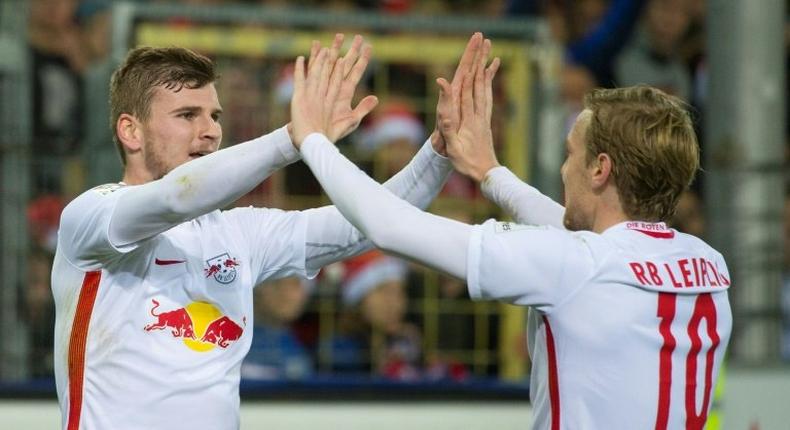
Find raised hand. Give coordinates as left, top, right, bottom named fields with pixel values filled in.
left=327, top=35, right=379, bottom=142
left=430, top=32, right=483, bottom=156
left=291, top=34, right=378, bottom=147
left=437, top=35, right=501, bottom=183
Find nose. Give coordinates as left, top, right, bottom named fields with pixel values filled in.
left=198, top=114, right=221, bottom=146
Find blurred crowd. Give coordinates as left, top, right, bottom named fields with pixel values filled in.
left=20, top=0, right=790, bottom=379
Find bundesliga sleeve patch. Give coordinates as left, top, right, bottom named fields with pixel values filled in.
left=91, top=183, right=123, bottom=196
left=494, top=221, right=546, bottom=234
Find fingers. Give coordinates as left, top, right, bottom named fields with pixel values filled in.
left=318, top=39, right=342, bottom=100
left=307, top=47, right=328, bottom=96
left=342, top=34, right=363, bottom=78
left=435, top=77, right=455, bottom=128
left=451, top=32, right=482, bottom=90
left=460, top=62, right=474, bottom=124
left=307, top=40, right=320, bottom=72
left=293, top=55, right=305, bottom=96
left=438, top=118, right=458, bottom=150
left=485, top=57, right=500, bottom=124
left=331, top=33, right=344, bottom=54
left=350, top=94, right=379, bottom=124
left=346, top=43, right=372, bottom=90
left=474, top=38, right=491, bottom=116
left=325, top=57, right=345, bottom=106
left=436, top=77, right=453, bottom=102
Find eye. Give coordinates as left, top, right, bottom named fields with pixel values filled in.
left=179, top=111, right=196, bottom=120
left=211, top=113, right=221, bottom=122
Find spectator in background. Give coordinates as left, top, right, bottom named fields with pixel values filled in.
left=242, top=277, right=315, bottom=380
left=79, top=0, right=122, bottom=187
left=615, top=0, right=692, bottom=100
left=28, top=0, right=86, bottom=194
left=324, top=250, right=423, bottom=379
left=356, top=100, right=424, bottom=181
left=23, top=249, right=56, bottom=377
left=27, top=194, right=65, bottom=253
left=670, top=190, right=706, bottom=238
left=564, top=0, right=648, bottom=86
left=325, top=250, right=469, bottom=381
left=560, top=64, right=599, bottom=134
left=519, top=0, right=648, bottom=87
left=677, top=0, right=707, bottom=105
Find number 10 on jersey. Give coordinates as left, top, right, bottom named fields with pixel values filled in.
left=655, top=292, right=721, bottom=430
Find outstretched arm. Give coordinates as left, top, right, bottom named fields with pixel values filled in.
left=301, top=133, right=470, bottom=278
left=291, top=34, right=501, bottom=278
left=300, top=34, right=491, bottom=272
left=434, top=37, right=565, bottom=228
left=107, top=126, right=298, bottom=249
left=480, top=167, right=566, bottom=228
left=303, top=136, right=452, bottom=272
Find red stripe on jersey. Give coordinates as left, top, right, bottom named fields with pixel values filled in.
left=636, top=229, right=675, bottom=239
left=67, top=271, right=101, bottom=430
left=543, top=316, right=560, bottom=430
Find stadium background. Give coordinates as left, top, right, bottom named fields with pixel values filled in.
left=0, top=0, right=787, bottom=428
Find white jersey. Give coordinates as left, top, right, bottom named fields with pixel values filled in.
left=467, top=220, right=732, bottom=430
left=52, top=132, right=451, bottom=430
left=53, top=185, right=310, bottom=430
left=297, top=135, right=732, bottom=430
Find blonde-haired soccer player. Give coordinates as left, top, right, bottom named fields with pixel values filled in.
left=292, top=34, right=731, bottom=430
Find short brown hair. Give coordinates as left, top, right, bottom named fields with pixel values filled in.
left=109, top=46, right=218, bottom=165
left=583, top=86, right=699, bottom=221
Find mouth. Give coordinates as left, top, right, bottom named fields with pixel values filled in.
left=189, top=151, right=210, bottom=159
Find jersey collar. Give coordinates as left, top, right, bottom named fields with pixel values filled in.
left=604, top=221, right=676, bottom=239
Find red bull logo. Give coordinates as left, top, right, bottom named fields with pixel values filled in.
left=204, top=253, right=240, bottom=284
left=143, top=299, right=245, bottom=352
left=144, top=299, right=196, bottom=339
left=200, top=315, right=245, bottom=348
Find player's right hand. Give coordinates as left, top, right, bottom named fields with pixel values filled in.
left=430, top=32, right=483, bottom=157
left=290, top=34, right=378, bottom=148
left=438, top=35, right=501, bottom=184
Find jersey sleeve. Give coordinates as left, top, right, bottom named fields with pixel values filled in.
left=480, top=166, right=566, bottom=228
left=301, top=137, right=453, bottom=275
left=466, top=219, right=596, bottom=313
left=222, top=207, right=309, bottom=284
left=299, top=133, right=468, bottom=279
left=108, top=126, right=299, bottom=249
left=58, top=184, right=140, bottom=269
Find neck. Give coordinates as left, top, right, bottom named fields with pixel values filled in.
left=122, top=172, right=146, bottom=186
left=590, top=186, right=629, bottom=233
left=122, top=163, right=153, bottom=186
left=591, top=210, right=629, bottom=234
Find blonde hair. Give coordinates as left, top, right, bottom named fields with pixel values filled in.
left=109, top=46, right=218, bottom=165
left=583, top=86, right=699, bottom=221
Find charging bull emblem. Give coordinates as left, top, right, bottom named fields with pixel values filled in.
left=204, top=253, right=240, bottom=284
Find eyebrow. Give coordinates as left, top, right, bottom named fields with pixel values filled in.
left=169, top=106, right=224, bottom=115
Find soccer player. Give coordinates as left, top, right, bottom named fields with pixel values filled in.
left=51, top=34, right=484, bottom=430
left=292, top=36, right=732, bottom=429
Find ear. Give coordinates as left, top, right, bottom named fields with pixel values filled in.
left=117, top=113, right=143, bottom=154
left=590, top=153, right=613, bottom=189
